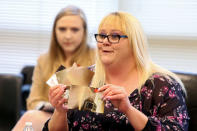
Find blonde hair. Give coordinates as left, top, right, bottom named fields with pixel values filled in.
left=46, top=5, right=95, bottom=77
left=91, top=11, right=185, bottom=94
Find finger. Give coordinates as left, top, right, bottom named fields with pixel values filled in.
left=49, top=84, right=70, bottom=106
left=51, top=84, right=68, bottom=98
left=49, top=87, right=59, bottom=103
left=56, top=98, right=67, bottom=108
left=56, top=99, right=68, bottom=112
left=107, top=88, right=122, bottom=96
left=51, top=88, right=65, bottom=106
left=49, top=84, right=62, bottom=97
left=99, top=84, right=115, bottom=97
left=62, top=84, right=70, bottom=90
left=51, top=84, right=63, bottom=90
left=53, top=88, right=65, bottom=102
left=102, top=86, right=112, bottom=98
left=103, top=85, right=123, bottom=97
left=106, top=94, right=125, bottom=100
left=98, top=84, right=111, bottom=92
left=103, top=89, right=123, bottom=100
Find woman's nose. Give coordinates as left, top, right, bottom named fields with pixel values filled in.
left=64, top=30, right=72, bottom=39
left=103, top=37, right=110, bottom=45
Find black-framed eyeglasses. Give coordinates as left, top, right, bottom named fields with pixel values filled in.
left=94, top=34, right=128, bottom=44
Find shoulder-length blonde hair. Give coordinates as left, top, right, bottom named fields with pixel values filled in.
left=47, top=5, right=95, bottom=75
left=91, top=11, right=185, bottom=94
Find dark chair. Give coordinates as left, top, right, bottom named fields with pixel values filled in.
left=20, top=65, right=34, bottom=114
left=0, top=74, right=22, bottom=131
left=175, top=72, right=197, bottom=131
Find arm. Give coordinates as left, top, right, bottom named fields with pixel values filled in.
left=100, top=84, right=148, bottom=130
left=99, top=74, right=189, bottom=130
left=48, top=84, right=69, bottom=131
left=48, top=110, right=68, bottom=131
left=125, top=105, right=148, bottom=131
left=26, top=55, right=50, bottom=110
left=141, top=74, right=189, bottom=130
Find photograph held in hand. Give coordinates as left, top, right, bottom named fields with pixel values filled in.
left=46, top=64, right=104, bottom=113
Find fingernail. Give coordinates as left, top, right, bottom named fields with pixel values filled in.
left=94, top=88, right=99, bottom=93
left=106, top=97, right=110, bottom=100
left=61, top=85, right=66, bottom=90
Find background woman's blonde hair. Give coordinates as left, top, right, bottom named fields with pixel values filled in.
left=46, top=5, right=94, bottom=77
left=91, top=11, right=185, bottom=94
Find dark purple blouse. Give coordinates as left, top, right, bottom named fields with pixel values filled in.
left=43, top=73, right=189, bottom=131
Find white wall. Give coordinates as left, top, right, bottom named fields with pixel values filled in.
left=0, top=29, right=50, bottom=73
left=118, top=0, right=197, bottom=73
left=148, top=38, right=197, bottom=73
left=0, top=0, right=118, bottom=74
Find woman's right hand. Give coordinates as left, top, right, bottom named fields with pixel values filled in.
left=49, top=84, right=68, bottom=113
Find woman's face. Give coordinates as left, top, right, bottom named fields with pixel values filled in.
left=55, top=15, right=84, bottom=55
left=97, top=22, right=133, bottom=66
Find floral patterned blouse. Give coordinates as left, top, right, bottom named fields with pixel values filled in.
left=43, top=73, right=189, bottom=131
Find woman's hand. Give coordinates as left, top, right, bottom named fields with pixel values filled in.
left=49, top=84, right=69, bottom=113
left=99, top=84, right=131, bottom=114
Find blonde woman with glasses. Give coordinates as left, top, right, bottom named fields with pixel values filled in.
left=44, top=11, right=189, bottom=131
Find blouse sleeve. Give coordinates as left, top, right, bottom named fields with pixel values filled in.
left=141, top=73, right=189, bottom=131
left=26, top=55, right=49, bottom=110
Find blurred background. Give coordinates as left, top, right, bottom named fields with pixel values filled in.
left=0, top=0, right=197, bottom=74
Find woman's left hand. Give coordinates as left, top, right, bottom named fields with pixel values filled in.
left=99, top=84, right=131, bottom=114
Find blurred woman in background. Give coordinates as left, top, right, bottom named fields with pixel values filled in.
left=12, top=5, right=95, bottom=131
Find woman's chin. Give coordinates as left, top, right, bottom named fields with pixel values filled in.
left=101, top=58, right=113, bottom=66
left=63, top=47, right=77, bottom=54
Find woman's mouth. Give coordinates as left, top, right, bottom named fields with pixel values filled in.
left=64, top=42, right=72, bottom=46
left=102, top=50, right=113, bottom=53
